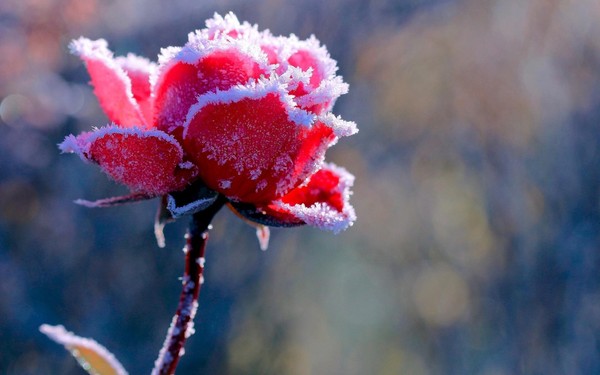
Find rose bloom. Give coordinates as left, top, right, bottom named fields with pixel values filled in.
left=61, top=12, right=357, bottom=235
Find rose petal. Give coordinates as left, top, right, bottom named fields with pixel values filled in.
left=70, top=38, right=149, bottom=128
left=317, top=113, right=359, bottom=138
left=115, top=54, right=157, bottom=126
left=263, top=163, right=356, bottom=233
left=154, top=37, right=267, bottom=135
left=182, top=77, right=332, bottom=203
left=294, top=76, right=349, bottom=114
left=60, top=126, right=198, bottom=195
left=286, top=35, right=339, bottom=96
left=200, top=12, right=260, bottom=40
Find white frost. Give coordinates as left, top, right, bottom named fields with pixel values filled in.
left=317, top=113, right=359, bottom=138
left=219, top=179, right=232, bottom=189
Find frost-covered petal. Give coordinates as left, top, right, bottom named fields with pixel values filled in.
left=294, top=76, right=349, bottom=114
left=153, top=32, right=268, bottom=134
left=317, top=113, right=359, bottom=138
left=195, top=12, right=260, bottom=41
left=262, top=36, right=347, bottom=114
left=263, top=163, right=356, bottom=233
left=285, top=35, right=339, bottom=96
left=70, top=38, right=149, bottom=128
left=182, top=77, right=335, bottom=203
left=59, top=126, right=198, bottom=195
left=115, top=54, right=157, bottom=126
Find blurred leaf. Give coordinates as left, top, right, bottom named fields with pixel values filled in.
left=40, top=324, right=128, bottom=375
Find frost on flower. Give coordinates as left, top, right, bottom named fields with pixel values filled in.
left=61, top=12, right=358, bottom=234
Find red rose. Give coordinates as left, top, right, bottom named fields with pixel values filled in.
left=61, top=12, right=357, bottom=234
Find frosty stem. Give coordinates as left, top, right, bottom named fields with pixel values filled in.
left=153, top=196, right=226, bottom=375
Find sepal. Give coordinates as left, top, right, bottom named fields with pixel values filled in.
left=229, top=202, right=304, bottom=228
left=166, top=181, right=220, bottom=218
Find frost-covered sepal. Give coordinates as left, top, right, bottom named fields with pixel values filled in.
left=263, top=163, right=356, bottom=233
left=166, top=181, right=220, bottom=218
left=75, top=192, right=155, bottom=208
left=229, top=202, right=305, bottom=228
left=40, top=324, right=128, bottom=375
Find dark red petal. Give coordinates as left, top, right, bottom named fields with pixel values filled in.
left=84, top=127, right=197, bottom=195
left=263, top=163, right=356, bottom=233
left=154, top=49, right=265, bottom=134
left=70, top=38, right=149, bottom=128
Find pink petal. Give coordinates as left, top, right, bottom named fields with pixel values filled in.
left=260, top=44, right=281, bottom=66
left=70, top=38, right=150, bottom=128
left=286, top=35, right=339, bottom=96
left=60, top=126, right=198, bottom=195
left=259, top=35, right=348, bottom=115
left=201, top=12, right=260, bottom=40
left=317, top=113, right=359, bottom=138
left=294, top=76, right=349, bottom=114
left=115, top=54, right=157, bottom=126
left=263, top=163, right=356, bottom=233
left=153, top=40, right=267, bottom=135
left=182, top=78, right=335, bottom=204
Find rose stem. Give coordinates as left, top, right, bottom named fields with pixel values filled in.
left=152, top=195, right=227, bottom=375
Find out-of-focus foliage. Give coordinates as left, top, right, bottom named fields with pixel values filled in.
left=2, top=0, right=600, bottom=374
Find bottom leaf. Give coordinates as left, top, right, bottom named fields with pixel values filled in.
left=40, top=324, right=128, bottom=375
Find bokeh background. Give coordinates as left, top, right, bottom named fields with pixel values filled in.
left=2, top=0, right=600, bottom=373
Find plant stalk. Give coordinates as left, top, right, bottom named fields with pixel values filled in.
left=152, top=196, right=226, bottom=375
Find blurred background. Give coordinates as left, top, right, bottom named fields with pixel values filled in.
left=2, top=0, right=600, bottom=373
